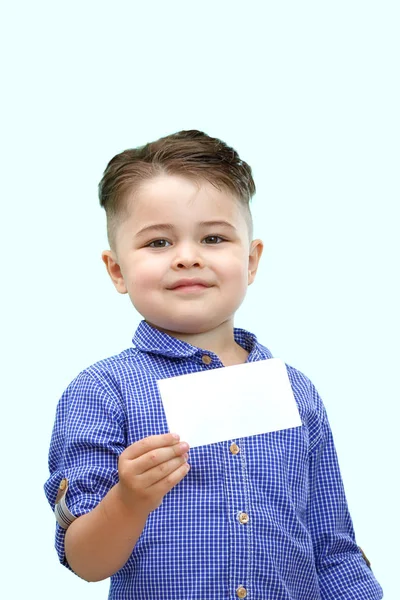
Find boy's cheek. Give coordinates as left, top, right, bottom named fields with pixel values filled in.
left=127, top=270, right=164, bottom=295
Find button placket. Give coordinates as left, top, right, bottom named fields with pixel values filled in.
left=226, top=439, right=249, bottom=600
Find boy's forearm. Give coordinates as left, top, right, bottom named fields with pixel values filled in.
left=65, top=483, right=149, bottom=582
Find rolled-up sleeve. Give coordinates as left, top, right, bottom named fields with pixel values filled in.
left=306, top=385, right=383, bottom=599
left=44, top=370, right=126, bottom=567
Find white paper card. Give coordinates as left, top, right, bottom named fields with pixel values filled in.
left=158, top=358, right=302, bottom=447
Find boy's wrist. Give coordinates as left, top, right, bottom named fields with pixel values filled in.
left=110, top=482, right=151, bottom=523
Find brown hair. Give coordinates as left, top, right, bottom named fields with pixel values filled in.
left=98, top=129, right=256, bottom=247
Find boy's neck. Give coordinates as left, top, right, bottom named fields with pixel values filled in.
left=147, top=319, right=249, bottom=366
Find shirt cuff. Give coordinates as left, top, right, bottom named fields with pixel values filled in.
left=54, top=478, right=77, bottom=530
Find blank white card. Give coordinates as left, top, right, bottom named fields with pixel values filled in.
left=158, top=358, right=302, bottom=448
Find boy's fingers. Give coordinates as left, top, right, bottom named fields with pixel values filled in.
left=138, top=455, right=189, bottom=488
left=123, top=433, right=181, bottom=460
left=130, top=442, right=189, bottom=476
left=150, top=462, right=191, bottom=496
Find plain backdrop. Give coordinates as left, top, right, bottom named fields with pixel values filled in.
left=1, top=1, right=398, bottom=598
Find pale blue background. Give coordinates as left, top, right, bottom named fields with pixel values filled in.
left=1, top=1, right=398, bottom=598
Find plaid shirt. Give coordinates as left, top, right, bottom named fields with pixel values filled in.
left=44, top=321, right=383, bottom=599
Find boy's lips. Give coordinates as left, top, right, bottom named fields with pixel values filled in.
left=168, top=278, right=213, bottom=290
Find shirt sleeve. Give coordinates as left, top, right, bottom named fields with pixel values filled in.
left=306, top=383, right=383, bottom=599
left=44, top=369, right=126, bottom=568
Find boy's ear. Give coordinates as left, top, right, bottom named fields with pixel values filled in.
left=101, top=250, right=128, bottom=294
left=248, top=239, right=263, bottom=285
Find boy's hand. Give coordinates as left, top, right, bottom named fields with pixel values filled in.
left=117, top=433, right=190, bottom=515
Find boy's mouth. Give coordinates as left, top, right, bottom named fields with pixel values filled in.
left=168, top=278, right=212, bottom=291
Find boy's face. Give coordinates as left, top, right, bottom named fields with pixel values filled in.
left=102, top=174, right=263, bottom=336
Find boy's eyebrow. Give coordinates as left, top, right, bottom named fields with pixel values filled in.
left=199, top=220, right=237, bottom=230
left=135, top=223, right=175, bottom=237
left=135, top=220, right=237, bottom=237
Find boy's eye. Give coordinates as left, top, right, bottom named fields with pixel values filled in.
left=203, top=235, right=224, bottom=244
left=148, top=239, right=171, bottom=248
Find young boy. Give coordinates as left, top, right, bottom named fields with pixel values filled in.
left=45, top=130, right=383, bottom=599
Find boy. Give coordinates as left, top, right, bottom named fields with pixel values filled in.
left=45, top=130, right=383, bottom=599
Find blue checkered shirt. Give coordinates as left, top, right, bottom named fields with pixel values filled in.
left=44, top=321, right=383, bottom=599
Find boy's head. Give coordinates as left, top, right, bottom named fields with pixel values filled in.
left=99, top=130, right=263, bottom=337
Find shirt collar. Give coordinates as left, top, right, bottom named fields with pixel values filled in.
left=132, top=320, right=272, bottom=361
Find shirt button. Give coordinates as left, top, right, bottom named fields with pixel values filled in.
left=229, top=443, right=240, bottom=455
left=236, top=586, right=247, bottom=598
left=201, top=354, right=212, bottom=365
left=238, top=512, right=249, bottom=524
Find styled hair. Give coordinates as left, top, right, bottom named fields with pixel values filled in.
left=98, top=130, right=256, bottom=247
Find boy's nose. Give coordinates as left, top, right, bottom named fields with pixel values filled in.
left=171, top=244, right=204, bottom=270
